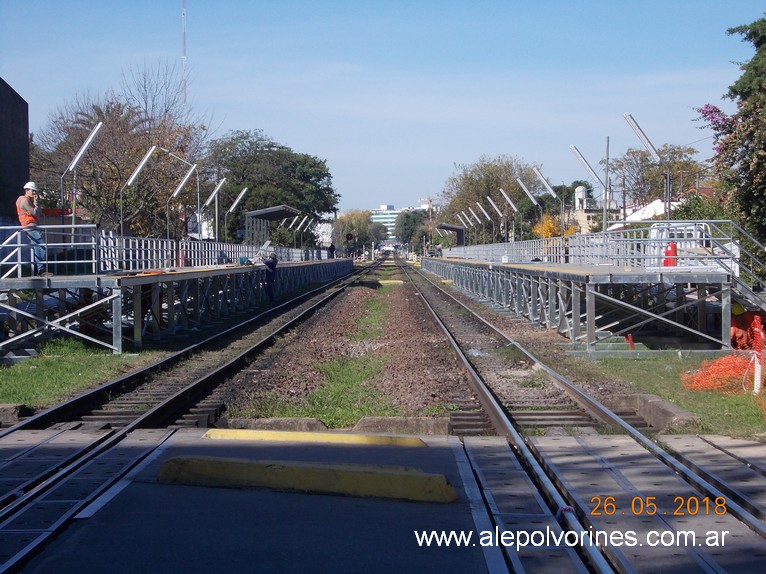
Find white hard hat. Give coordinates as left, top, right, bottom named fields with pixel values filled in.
left=24, top=182, right=38, bottom=191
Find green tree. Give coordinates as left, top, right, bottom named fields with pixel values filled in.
left=331, top=210, right=382, bottom=257
left=607, top=145, right=701, bottom=210
left=393, top=209, right=426, bottom=246
left=30, top=61, right=210, bottom=237
left=696, top=17, right=766, bottom=240
left=207, top=130, right=339, bottom=244
left=440, top=155, right=542, bottom=243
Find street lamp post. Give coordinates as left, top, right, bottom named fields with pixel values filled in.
left=499, top=188, right=519, bottom=241
left=224, top=186, right=249, bottom=242
left=166, top=163, right=198, bottom=239
left=60, top=121, right=103, bottom=228
left=476, top=200, right=494, bottom=241
left=517, top=178, right=542, bottom=235
left=460, top=210, right=474, bottom=245
left=570, top=144, right=609, bottom=230
left=159, top=148, right=200, bottom=237
left=486, top=195, right=505, bottom=242
left=624, top=113, right=670, bottom=220
left=533, top=167, right=565, bottom=234
left=120, top=145, right=157, bottom=239
left=203, top=177, right=226, bottom=240
left=467, top=206, right=484, bottom=244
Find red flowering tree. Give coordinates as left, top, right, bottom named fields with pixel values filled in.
left=696, top=18, right=766, bottom=240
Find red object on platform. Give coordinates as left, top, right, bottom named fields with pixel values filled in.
left=663, top=242, right=677, bottom=267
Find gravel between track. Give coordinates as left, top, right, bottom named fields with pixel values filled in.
left=226, top=281, right=472, bottom=418
left=225, top=266, right=638, bottom=423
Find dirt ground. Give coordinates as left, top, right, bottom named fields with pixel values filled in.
left=227, top=282, right=472, bottom=416
left=226, top=272, right=637, bottom=420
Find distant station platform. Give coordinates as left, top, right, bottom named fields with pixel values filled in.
left=0, top=259, right=352, bottom=357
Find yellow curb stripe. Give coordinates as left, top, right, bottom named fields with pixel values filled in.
left=158, top=457, right=457, bottom=503
left=204, top=428, right=426, bottom=447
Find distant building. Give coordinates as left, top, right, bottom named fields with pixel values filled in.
left=369, top=204, right=403, bottom=241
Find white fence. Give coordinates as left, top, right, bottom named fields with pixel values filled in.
left=0, top=224, right=328, bottom=278
left=444, top=220, right=748, bottom=272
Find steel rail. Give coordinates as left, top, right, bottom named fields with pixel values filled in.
left=398, top=260, right=615, bottom=574
left=0, top=265, right=362, bottom=437
left=411, top=260, right=766, bottom=544
left=0, top=261, right=382, bottom=572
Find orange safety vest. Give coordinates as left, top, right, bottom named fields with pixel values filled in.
left=16, top=196, right=37, bottom=227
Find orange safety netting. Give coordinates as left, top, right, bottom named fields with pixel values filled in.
left=681, top=354, right=759, bottom=394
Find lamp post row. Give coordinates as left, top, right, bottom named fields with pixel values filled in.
left=452, top=112, right=671, bottom=242
left=59, top=113, right=675, bottom=247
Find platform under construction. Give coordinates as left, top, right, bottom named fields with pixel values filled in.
left=423, top=257, right=734, bottom=351
left=0, top=260, right=351, bottom=358
left=422, top=220, right=766, bottom=352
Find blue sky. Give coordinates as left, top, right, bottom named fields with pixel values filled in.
left=1, top=1, right=763, bottom=212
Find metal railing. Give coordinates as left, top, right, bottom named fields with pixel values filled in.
left=0, top=224, right=326, bottom=278
left=440, top=219, right=766, bottom=311
left=0, top=224, right=99, bottom=278
left=444, top=220, right=746, bottom=269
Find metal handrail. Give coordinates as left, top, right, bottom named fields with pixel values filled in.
left=0, top=224, right=320, bottom=278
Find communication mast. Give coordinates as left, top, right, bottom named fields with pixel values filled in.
left=181, top=0, right=187, bottom=106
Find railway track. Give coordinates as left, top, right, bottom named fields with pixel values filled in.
left=0, top=262, right=389, bottom=572
left=404, top=257, right=766, bottom=573
left=3, top=255, right=766, bottom=572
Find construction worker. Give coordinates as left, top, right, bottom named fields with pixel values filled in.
left=16, top=182, right=50, bottom=276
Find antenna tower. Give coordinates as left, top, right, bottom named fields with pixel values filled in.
left=181, top=0, right=187, bottom=106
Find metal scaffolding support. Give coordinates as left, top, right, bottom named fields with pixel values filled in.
left=0, top=259, right=352, bottom=357
left=422, top=258, right=732, bottom=351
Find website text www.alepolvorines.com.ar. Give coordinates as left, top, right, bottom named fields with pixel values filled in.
left=414, top=526, right=730, bottom=551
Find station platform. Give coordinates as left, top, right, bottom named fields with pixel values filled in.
left=21, top=428, right=503, bottom=573
left=422, top=257, right=735, bottom=351
left=0, top=258, right=352, bottom=356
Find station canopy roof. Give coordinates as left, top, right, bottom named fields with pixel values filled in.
left=245, top=205, right=301, bottom=221
left=437, top=223, right=464, bottom=232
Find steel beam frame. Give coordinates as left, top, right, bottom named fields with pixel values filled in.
left=422, top=258, right=731, bottom=351
left=0, top=260, right=352, bottom=356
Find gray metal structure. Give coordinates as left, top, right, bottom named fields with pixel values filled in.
left=423, top=257, right=731, bottom=351
left=0, top=259, right=352, bottom=356
left=422, top=219, right=766, bottom=352
left=244, top=205, right=300, bottom=247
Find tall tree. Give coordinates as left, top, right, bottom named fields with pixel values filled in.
left=607, top=144, right=700, bottom=209
left=393, top=209, right=426, bottom=246
left=207, top=130, right=339, bottom=245
left=696, top=17, right=766, bottom=239
left=330, top=210, right=383, bottom=257
left=440, top=155, right=543, bottom=243
left=30, top=61, right=210, bottom=237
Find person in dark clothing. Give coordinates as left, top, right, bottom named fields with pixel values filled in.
left=262, top=253, right=278, bottom=301
left=327, top=243, right=336, bottom=259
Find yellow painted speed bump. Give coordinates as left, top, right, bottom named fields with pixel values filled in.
left=203, top=428, right=426, bottom=447
left=158, top=457, right=457, bottom=503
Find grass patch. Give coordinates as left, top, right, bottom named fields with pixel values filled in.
left=516, top=372, right=550, bottom=388
left=422, top=403, right=460, bottom=416
left=231, top=356, right=401, bottom=428
left=350, top=286, right=391, bottom=341
left=0, top=338, right=161, bottom=408
left=597, top=355, right=766, bottom=438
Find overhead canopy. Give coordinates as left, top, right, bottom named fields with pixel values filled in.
left=245, top=204, right=301, bottom=221
left=437, top=223, right=465, bottom=246
left=244, top=204, right=302, bottom=245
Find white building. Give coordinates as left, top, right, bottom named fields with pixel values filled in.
left=369, top=204, right=403, bottom=241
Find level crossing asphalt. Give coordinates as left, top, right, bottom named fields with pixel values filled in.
left=20, top=428, right=503, bottom=573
